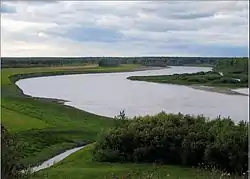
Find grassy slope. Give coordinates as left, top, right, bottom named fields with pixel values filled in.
left=1, top=64, right=141, bottom=167
left=32, top=145, right=220, bottom=179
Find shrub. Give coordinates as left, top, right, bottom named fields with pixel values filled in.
left=93, top=112, right=248, bottom=175
left=1, top=125, right=29, bottom=179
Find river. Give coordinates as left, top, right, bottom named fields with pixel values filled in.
left=16, top=66, right=248, bottom=122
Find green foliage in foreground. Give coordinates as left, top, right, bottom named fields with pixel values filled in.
left=1, top=64, right=141, bottom=168
left=1, top=125, right=30, bottom=179
left=32, top=145, right=245, bottom=179
left=94, top=112, right=248, bottom=175
left=128, top=71, right=248, bottom=88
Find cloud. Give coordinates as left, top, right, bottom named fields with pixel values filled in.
left=1, top=1, right=249, bottom=57
left=0, top=3, right=16, bottom=13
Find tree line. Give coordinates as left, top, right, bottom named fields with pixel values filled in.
left=1, top=57, right=248, bottom=68
left=214, top=58, right=248, bottom=74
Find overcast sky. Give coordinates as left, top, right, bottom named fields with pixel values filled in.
left=1, top=1, right=249, bottom=57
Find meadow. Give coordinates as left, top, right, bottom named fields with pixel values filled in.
left=1, top=64, right=141, bottom=167
left=31, top=145, right=239, bottom=179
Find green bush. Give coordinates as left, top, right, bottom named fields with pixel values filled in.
left=93, top=112, right=248, bottom=175
left=1, top=125, right=30, bottom=179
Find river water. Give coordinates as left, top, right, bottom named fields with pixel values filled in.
left=16, top=66, right=248, bottom=122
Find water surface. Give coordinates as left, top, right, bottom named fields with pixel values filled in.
left=16, top=66, right=248, bottom=122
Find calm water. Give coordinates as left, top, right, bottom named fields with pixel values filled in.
left=16, top=66, right=248, bottom=122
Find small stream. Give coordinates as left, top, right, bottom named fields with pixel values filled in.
left=30, top=145, right=86, bottom=173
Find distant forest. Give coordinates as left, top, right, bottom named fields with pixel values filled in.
left=1, top=56, right=248, bottom=68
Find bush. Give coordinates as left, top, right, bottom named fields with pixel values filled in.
left=93, top=112, right=248, bottom=175
left=1, top=125, right=29, bottom=179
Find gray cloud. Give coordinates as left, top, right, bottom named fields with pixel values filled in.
left=0, top=3, right=16, bottom=13
left=1, top=1, right=248, bottom=57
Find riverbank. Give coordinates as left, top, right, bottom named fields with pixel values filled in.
left=3, top=64, right=246, bottom=179
left=2, top=64, right=146, bottom=168
left=31, top=144, right=231, bottom=179
left=127, top=70, right=248, bottom=96
left=190, top=85, right=248, bottom=96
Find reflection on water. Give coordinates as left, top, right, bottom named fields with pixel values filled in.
left=16, top=66, right=248, bottom=122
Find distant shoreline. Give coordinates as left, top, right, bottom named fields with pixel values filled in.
left=190, top=85, right=248, bottom=96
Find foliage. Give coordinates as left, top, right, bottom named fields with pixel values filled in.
left=1, top=64, right=140, bottom=168
left=1, top=124, right=30, bottom=179
left=2, top=56, right=247, bottom=68
left=128, top=58, right=248, bottom=88
left=214, top=58, right=248, bottom=74
left=99, top=59, right=121, bottom=67
left=31, top=144, right=243, bottom=179
left=93, top=112, right=248, bottom=175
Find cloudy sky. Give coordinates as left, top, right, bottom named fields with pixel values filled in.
left=1, top=1, right=249, bottom=57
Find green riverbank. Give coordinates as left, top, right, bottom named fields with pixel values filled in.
left=31, top=144, right=235, bottom=179
left=127, top=71, right=248, bottom=96
left=2, top=63, right=246, bottom=179
left=1, top=64, right=144, bottom=167
left=128, top=58, right=248, bottom=95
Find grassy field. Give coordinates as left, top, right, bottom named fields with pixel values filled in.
left=32, top=145, right=225, bottom=179
left=1, top=64, right=142, bottom=167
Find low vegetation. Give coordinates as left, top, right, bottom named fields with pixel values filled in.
left=1, top=64, right=141, bottom=169
left=32, top=144, right=243, bottom=179
left=94, top=112, right=248, bottom=175
left=128, top=71, right=247, bottom=88
left=1, top=125, right=30, bottom=179
left=128, top=58, right=248, bottom=88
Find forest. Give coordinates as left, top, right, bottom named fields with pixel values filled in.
left=1, top=56, right=247, bottom=68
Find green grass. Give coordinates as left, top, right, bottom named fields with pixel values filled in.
left=1, top=107, right=49, bottom=132
left=1, top=64, right=142, bottom=167
left=128, top=71, right=248, bottom=89
left=2, top=63, right=245, bottom=178
left=32, top=145, right=223, bottom=179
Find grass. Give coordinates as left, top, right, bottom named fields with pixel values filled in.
left=1, top=64, right=142, bottom=167
left=1, top=107, right=49, bottom=132
left=127, top=71, right=248, bottom=89
left=31, top=145, right=226, bottom=179
left=2, top=63, right=244, bottom=178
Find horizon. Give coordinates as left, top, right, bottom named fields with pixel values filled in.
left=1, top=1, right=249, bottom=57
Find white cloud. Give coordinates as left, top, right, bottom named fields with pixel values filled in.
left=1, top=1, right=249, bottom=57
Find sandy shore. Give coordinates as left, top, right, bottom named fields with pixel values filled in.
left=190, top=85, right=248, bottom=96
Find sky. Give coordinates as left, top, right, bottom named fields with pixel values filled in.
left=1, top=1, right=249, bottom=57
